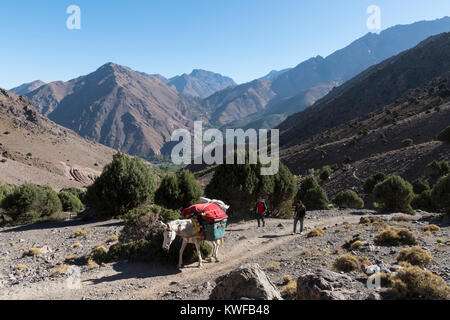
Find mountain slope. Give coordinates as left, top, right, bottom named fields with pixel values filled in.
left=168, top=69, right=236, bottom=98
left=278, top=32, right=450, bottom=148
left=0, top=89, right=116, bottom=189
left=9, top=80, right=46, bottom=95
left=208, top=16, right=450, bottom=128
left=27, top=63, right=204, bottom=158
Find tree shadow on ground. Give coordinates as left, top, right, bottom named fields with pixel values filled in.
left=88, top=260, right=180, bottom=285
left=0, top=218, right=123, bottom=233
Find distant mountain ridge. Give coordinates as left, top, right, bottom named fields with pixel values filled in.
left=167, top=69, right=236, bottom=98
left=9, top=80, right=46, bottom=95
left=278, top=32, right=450, bottom=148
left=26, top=63, right=205, bottom=158
left=208, top=16, right=450, bottom=129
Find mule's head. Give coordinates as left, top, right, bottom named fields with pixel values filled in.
left=160, top=222, right=177, bottom=252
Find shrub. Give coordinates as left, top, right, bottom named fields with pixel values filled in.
left=58, top=191, right=84, bottom=213
left=343, top=235, right=364, bottom=249
left=390, top=266, right=450, bottom=299
left=155, top=170, right=201, bottom=210
left=422, top=224, right=440, bottom=233
left=333, top=190, right=364, bottom=209
left=425, top=161, right=449, bottom=180
left=307, top=228, right=324, bottom=238
left=402, top=139, right=414, bottom=147
left=59, top=187, right=86, bottom=204
left=412, top=180, right=430, bottom=195
left=319, top=165, right=332, bottom=181
left=411, top=190, right=434, bottom=212
left=296, top=176, right=319, bottom=201
left=374, top=227, right=417, bottom=246
left=303, top=187, right=329, bottom=210
left=431, top=174, right=450, bottom=214
left=205, top=155, right=296, bottom=220
left=391, top=215, right=412, bottom=222
left=2, top=184, right=62, bottom=222
left=85, top=152, right=157, bottom=218
left=264, top=262, right=281, bottom=271
left=0, top=183, right=14, bottom=208
left=281, top=281, right=297, bottom=299
left=282, top=275, right=293, bottom=284
left=363, top=172, right=387, bottom=196
left=372, top=175, right=414, bottom=214
left=177, top=170, right=202, bottom=209
left=333, top=254, right=359, bottom=272
left=396, top=246, right=433, bottom=267
left=437, top=126, right=450, bottom=143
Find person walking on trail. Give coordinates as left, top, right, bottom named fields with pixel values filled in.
left=255, top=196, right=267, bottom=227
left=293, top=200, right=306, bottom=234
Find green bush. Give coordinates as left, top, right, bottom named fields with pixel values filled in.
left=412, top=179, right=430, bottom=195
left=0, top=183, right=14, bottom=208
left=2, top=184, right=62, bottom=223
left=85, top=152, right=157, bottom=218
left=58, top=191, right=84, bottom=213
left=411, top=190, right=435, bottom=212
left=402, top=139, right=414, bottom=147
left=373, top=175, right=414, bottom=214
left=59, top=187, right=86, bottom=204
left=431, top=174, right=450, bottom=214
left=424, top=160, right=449, bottom=180
left=303, top=186, right=329, bottom=210
left=363, top=172, right=387, bottom=196
left=319, top=165, right=332, bottom=181
left=155, top=170, right=201, bottom=210
left=437, top=126, right=450, bottom=143
left=296, top=176, right=319, bottom=202
left=333, top=190, right=364, bottom=209
left=205, top=155, right=296, bottom=220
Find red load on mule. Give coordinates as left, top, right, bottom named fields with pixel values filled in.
left=181, top=203, right=228, bottom=223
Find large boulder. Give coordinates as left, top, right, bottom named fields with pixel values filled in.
left=210, top=263, right=282, bottom=300
left=297, top=269, right=356, bottom=300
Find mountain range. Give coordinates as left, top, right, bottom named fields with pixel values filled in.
left=6, top=16, right=450, bottom=161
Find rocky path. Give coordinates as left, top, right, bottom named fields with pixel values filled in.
left=1, top=209, right=447, bottom=300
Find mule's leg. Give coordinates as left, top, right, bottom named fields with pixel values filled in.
left=214, top=240, right=220, bottom=262
left=195, top=240, right=203, bottom=268
left=179, top=239, right=187, bottom=269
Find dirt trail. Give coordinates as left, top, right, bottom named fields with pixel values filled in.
left=0, top=213, right=364, bottom=300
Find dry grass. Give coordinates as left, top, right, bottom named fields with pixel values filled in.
left=374, top=227, right=417, bottom=246
left=306, top=228, right=324, bottom=238
left=390, top=266, right=450, bottom=299
left=396, top=246, right=433, bottom=267
left=350, top=240, right=364, bottom=250
left=74, top=229, right=87, bottom=237
left=107, top=235, right=119, bottom=243
left=422, top=224, right=440, bottom=233
left=72, top=242, right=81, bottom=248
left=391, top=215, right=413, bottom=222
left=333, top=254, right=371, bottom=272
left=16, top=264, right=28, bottom=270
left=264, top=262, right=281, bottom=271
left=281, top=281, right=297, bottom=299
left=52, top=264, right=70, bottom=275
left=282, top=275, right=293, bottom=284
left=23, top=248, right=41, bottom=256
left=86, top=259, right=99, bottom=270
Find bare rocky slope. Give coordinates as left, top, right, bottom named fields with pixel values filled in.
left=0, top=88, right=116, bottom=189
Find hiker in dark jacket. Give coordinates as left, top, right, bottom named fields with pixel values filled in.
left=293, top=201, right=306, bottom=234
left=255, top=196, right=267, bottom=227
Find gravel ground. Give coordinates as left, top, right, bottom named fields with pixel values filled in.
left=0, top=209, right=448, bottom=300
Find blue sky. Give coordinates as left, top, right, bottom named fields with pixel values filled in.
left=0, top=0, right=449, bottom=89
